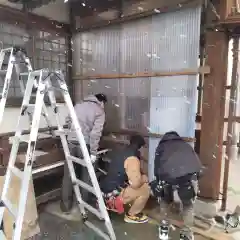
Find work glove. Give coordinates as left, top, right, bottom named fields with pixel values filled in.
left=90, top=155, right=97, bottom=164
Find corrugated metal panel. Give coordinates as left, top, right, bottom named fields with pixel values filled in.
left=92, top=27, right=121, bottom=75
left=148, top=6, right=201, bottom=180
left=120, top=17, right=152, bottom=129
left=72, top=7, right=201, bottom=180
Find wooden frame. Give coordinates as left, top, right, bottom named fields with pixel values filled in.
left=72, top=0, right=202, bottom=32
left=73, top=66, right=211, bottom=80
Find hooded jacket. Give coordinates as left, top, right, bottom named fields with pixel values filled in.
left=154, top=131, right=202, bottom=183
left=67, top=95, right=105, bottom=155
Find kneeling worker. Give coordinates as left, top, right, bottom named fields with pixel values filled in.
left=151, top=131, right=202, bottom=240
left=100, top=135, right=150, bottom=223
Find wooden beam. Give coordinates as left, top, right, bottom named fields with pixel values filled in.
left=104, top=128, right=195, bottom=143
left=199, top=31, right=229, bottom=200
left=73, top=66, right=211, bottom=80
left=73, top=0, right=201, bottom=32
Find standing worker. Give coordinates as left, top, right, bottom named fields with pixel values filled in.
left=60, top=93, right=108, bottom=213
left=100, top=135, right=150, bottom=223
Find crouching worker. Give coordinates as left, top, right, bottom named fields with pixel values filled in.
left=150, top=131, right=202, bottom=239
left=100, top=135, right=150, bottom=223
left=60, top=93, right=107, bottom=213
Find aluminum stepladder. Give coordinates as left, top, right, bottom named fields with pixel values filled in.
left=0, top=69, right=116, bottom=240
left=0, top=46, right=52, bottom=130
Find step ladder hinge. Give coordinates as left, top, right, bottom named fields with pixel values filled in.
left=54, top=106, right=58, bottom=113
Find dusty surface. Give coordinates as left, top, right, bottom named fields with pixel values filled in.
left=30, top=201, right=208, bottom=240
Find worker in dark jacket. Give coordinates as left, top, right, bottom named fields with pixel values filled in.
left=100, top=135, right=150, bottom=224
left=60, top=93, right=107, bottom=213
left=151, top=131, right=202, bottom=237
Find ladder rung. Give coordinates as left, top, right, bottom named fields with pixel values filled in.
left=20, top=70, right=43, bottom=76
left=55, top=130, right=70, bottom=135
left=67, top=155, right=86, bottom=167
left=74, top=178, right=95, bottom=195
left=10, top=166, right=23, bottom=179
left=32, top=161, right=64, bottom=175
left=80, top=200, right=102, bottom=219
left=0, top=70, right=7, bottom=75
left=0, top=230, right=7, bottom=240
left=2, top=198, right=17, bottom=218
left=1, top=48, right=12, bottom=52
left=12, top=136, right=29, bottom=143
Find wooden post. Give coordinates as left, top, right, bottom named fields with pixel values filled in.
left=199, top=31, right=229, bottom=200
left=221, top=36, right=239, bottom=210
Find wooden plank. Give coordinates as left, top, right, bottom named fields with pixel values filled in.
left=104, top=128, right=195, bottom=142
left=73, top=66, right=211, bottom=80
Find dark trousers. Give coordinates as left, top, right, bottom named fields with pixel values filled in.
left=60, top=142, right=93, bottom=212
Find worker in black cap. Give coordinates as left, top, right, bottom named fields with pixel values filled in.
left=60, top=93, right=107, bottom=213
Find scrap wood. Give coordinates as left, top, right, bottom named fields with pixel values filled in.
left=145, top=209, right=234, bottom=240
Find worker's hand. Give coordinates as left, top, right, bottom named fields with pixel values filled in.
left=141, top=174, right=149, bottom=184
left=90, top=155, right=97, bottom=164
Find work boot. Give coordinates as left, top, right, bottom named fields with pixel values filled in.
left=124, top=212, right=149, bottom=223
left=179, top=227, right=194, bottom=240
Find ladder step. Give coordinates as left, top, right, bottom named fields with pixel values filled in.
left=20, top=70, right=43, bottom=76
left=0, top=70, right=7, bottom=75
left=67, top=155, right=86, bottom=167
left=0, top=230, right=7, bottom=240
left=2, top=199, right=17, bottom=218
left=55, top=129, right=70, bottom=135
left=32, top=161, right=64, bottom=175
left=10, top=166, right=23, bottom=179
left=11, top=136, right=29, bottom=143
left=74, top=178, right=95, bottom=195
left=79, top=200, right=102, bottom=219
left=1, top=48, right=12, bottom=52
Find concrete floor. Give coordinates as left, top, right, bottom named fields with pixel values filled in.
left=31, top=201, right=208, bottom=240
left=35, top=211, right=163, bottom=240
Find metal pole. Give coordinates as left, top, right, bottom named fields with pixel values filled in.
left=221, top=37, right=240, bottom=211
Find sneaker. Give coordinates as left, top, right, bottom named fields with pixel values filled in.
left=124, top=212, right=149, bottom=223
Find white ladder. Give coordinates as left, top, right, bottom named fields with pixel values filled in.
left=0, top=69, right=116, bottom=240
left=0, top=46, right=53, bottom=131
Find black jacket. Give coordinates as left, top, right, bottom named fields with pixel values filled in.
left=100, top=145, right=140, bottom=193
left=154, top=131, right=202, bottom=183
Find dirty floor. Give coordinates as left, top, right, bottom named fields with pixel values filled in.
left=32, top=201, right=207, bottom=240
left=35, top=211, right=180, bottom=240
